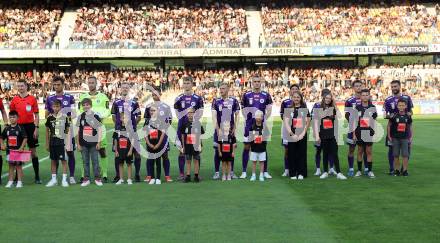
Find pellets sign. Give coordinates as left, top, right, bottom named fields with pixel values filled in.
left=344, top=46, right=388, bottom=55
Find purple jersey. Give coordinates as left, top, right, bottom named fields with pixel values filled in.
left=344, top=96, right=362, bottom=133
left=280, top=98, right=293, bottom=119
left=384, top=95, right=413, bottom=118
left=241, top=91, right=273, bottom=129
left=144, top=101, right=172, bottom=130
left=212, top=96, right=240, bottom=129
left=45, top=93, right=75, bottom=114
left=111, top=98, right=141, bottom=130
left=173, top=93, right=204, bottom=127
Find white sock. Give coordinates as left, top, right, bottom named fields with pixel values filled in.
left=62, top=174, right=67, bottom=180
left=260, top=173, right=264, bottom=177
left=51, top=174, right=56, bottom=180
left=252, top=173, right=256, bottom=177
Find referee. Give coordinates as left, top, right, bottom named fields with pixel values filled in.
left=9, top=79, right=41, bottom=184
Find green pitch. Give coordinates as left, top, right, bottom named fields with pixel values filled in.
left=0, top=116, right=439, bottom=242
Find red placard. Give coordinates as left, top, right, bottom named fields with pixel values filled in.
left=119, top=138, right=128, bottom=149
left=8, top=136, right=17, bottom=146
left=83, top=126, right=93, bottom=136
left=222, top=144, right=231, bottom=152
left=292, top=118, right=303, bottom=128
left=360, top=118, right=370, bottom=128
left=255, top=135, right=263, bottom=144
left=186, top=134, right=195, bottom=145
left=149, top=129, right=158, bottom=139
left=397, top=123, right=406, bottom=132
left=323, top=119, right=333, bottom=129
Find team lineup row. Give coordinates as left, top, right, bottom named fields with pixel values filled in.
left=1, top=76, right=413, bottom=188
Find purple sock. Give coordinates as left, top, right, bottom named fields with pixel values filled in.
left=315, top=149, right=321, bottom=169
left=348, top=156, right=354, bottom=169
left=178, top=155, right=185, bottom=174
left=67, top=151, right=75, bottom=177
left=214, top=149, right=220, bottom=173
left=163, top=158, right=170, bottom=176
left=284, top=157, right=288, bottom=170
left=242, top=149, right=249, bottom=172
left=134, top=156, right=141, bottom=177
left=388, top=147, right=394, bottom=171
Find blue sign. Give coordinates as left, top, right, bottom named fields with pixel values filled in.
left=312, top=46, right=345, bottom=55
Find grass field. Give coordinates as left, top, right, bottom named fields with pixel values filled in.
left=0, top=116, right=439, bottom=242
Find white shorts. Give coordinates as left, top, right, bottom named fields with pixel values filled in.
left=250, top=152, right=266, bottom=162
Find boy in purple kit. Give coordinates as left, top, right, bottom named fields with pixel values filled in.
left=45, top=76, right=76, bottom=184
left=111, top=82, right=141, bottom=182
left=211, top=82, right=240, bottom=180
left=174, top=77, right=204, bottom=180
left=239, top=76, right=273, bottom=179
left=383, top=80, right=413, bottom=175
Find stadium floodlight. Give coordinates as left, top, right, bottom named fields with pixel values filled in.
left=59, top=64, right=71, bottom=67
left=255, top=62, right=268, bottom=65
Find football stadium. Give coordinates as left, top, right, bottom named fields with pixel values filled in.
left=0, top=0, right=440, bottom=242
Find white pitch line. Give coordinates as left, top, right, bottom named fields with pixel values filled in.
left=1, top=128, right=116, bottom=179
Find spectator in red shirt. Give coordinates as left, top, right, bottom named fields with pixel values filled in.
left=9, top=79, right=41, bottom=184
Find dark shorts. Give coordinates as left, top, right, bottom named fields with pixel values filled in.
left=220, top=153, right=233, bottom=162
left=346, top=133, right=356, bottom=147
left=50, top=145, right=66, bottom=161
left=185, top=153, right=201, bottom=161
left=116, top=156, right=133, bottom=165
left=356, top=141, right=373, bottom=146
left=22, top=123, right=39, bottom=148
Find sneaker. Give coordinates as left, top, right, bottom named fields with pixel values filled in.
left=329, top=168, right=337, bottom=176
left=290, top=176, right=297, bottom=180
left=46, top=179, right=58, bottom=187
left=364, top=168, right=369, bottom=176
left=95, top=179, right=103, bottom=186
left=127, top=179, right=133, bottom=185
left=368, top=171, right=375, bottom=178
left=355, top=171, right=362, bottom=177
left=388, top=170, right=395, bottom=176
left=336, top=173, right=347, bottom=180
left=178, top=174, right=185, bottom=181
left=231, top=172, right=238, bottom=179
left=35, top=179, right=42, bottom=184
left=227, top=175, right=232, bottom=181
left=240, top=172, right=247, bottom=179
left=184, top=176, right=191, bottom=183
left=155, top=179, right=161, bottom=185
left=222, top=175, right=226, bottom=181
left=213, top=172, right=220, bottom=180
left=115, top=179, right=124, bottom=185
left=16, top=181, right=23, bottom=188
left=263, top=172, right=272, bottom=179
left=347, top=169, right=354, bottom=177
left=69, top=177, right=76, bottom=184
left=144, top=176, right=152, bottom=183
left=297, top=175, right=304, bottom=180
left=319, top=172, right=329, bottom=179
left=165, top=176, right=173, bottom=182
left=250, top=175, right=256, bottom=181
left=281, top=170, right=289, bottom=177
left=62, top=180, right=69, bottom=187
left=149, top=178, right=156, bottom=185
left=112, top=176, right=120, bottom=183
left=135, top=175, right=141, bottom=183
left=194, top=176, right=200, bottom=183
left=394, top=170, right=401, bottom=176
left=5, top=181, right=14, bottom=188
left=259, top=175, right=265, bottom=182
left=402, top=170, right=409, bottom=177
left=81, top=180, right=90, bottom=187
left=102, top=177, right=108, bottom=183
left=79, top=177, right=84, bottom=183
left=314, top=168, right=321, bottom=176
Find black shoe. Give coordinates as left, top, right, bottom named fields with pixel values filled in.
left=79, top=177, right=84, bottom=183
left=35, top=178, right=42, bottom=184
left=184, top=176, right=191, bottom=183
left=194, top=176, right=200, bottom=183
left=103, top=177, right=108, bottom=183
left=394, top=170, right=400, bottom=176
left=402, top=170, right=409, bottom=176
left=135, top=175, right=141, bottom=183
left=112, top=176, right=120, bottom=183
left=388, top=170, right=395, bottom=176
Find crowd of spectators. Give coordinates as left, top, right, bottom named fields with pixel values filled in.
left=261, top=0, right=440, bottom=47
left=0, top=1, right=63, bottom=49
left=70, top=1, right=249, bottom=49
